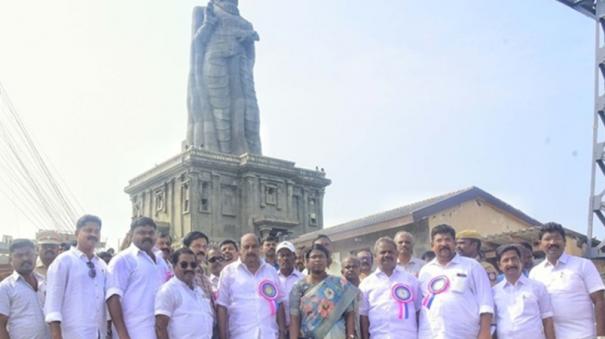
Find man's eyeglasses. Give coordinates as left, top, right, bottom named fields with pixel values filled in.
left=179, top=261, right=199, bottom=269
left=208, top=256, right=224, bottom=264
left=86, top=261, right=96, bottom=279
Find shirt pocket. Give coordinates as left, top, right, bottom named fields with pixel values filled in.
left=518, top=292, right=539, bottom=318
left=550, top=269, right=583, bottom=293
left=450, top=271, right=469, bottom=294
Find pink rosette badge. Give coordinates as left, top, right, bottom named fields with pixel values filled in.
left=391, top=283, right=414, bottom=319
left=258, top=279, right=278, bottom=315
left=422, top=275, right=449, bottom=309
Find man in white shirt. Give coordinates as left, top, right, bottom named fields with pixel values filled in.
left=394, top=231, right=425, bottom=277
left=106, top=217, right=171, bottom=339
left=207, top=247, right=225, bottom=293
left=456, top=230, right=499, bottom=286
left=219, top=239, right=239, bottom=266
left=35, top=234, right=61, bottom=278
left=275, top=241, right=303, bottom=329
left=155, top=247, right=214, bottom=339
left=360, top=237, right=421, bottom=339
left=493, top=244, right=555, bottom=339
left=341, top=256, right=362, bottom=287
left=418, top=224, right=493, bottom=339
left=356, top=249, right=373, bottom=281
left=529, top=222, right=605, bottom=339
left=0, top=239, right=48, bottom=339
left=261, top=236, right=279, bottom=270
left=217, top=233, right=287, bottom=339
left=45, top=214, right=108, bottom=339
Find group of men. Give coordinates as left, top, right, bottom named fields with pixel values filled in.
left=0, top=215, right=604, bottom=339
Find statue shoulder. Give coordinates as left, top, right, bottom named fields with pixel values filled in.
left=192, top=6, right=206, bottom=30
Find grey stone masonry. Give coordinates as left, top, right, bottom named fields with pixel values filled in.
left=124, top=147, right=330, bottom=242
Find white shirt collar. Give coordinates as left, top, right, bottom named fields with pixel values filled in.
left=71, top=246, right=98, bottom=262
left=374, top=265, right=403, bottom=277
left=279, top=269, right=303, bottom=279
left=542, top=252, right=569, bottom=268
left=174, top=276, right=196, bottom=291
left=428, top=253, right=461, bottom=267
left=503, top=273, right=528, bottom=288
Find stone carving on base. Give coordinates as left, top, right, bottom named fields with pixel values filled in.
left=186, top=0, right=262, bottom=155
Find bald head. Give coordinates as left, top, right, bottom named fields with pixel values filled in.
left=240, top=233, right=259, bottom=246
left=341, top=256, right=361, bottom=286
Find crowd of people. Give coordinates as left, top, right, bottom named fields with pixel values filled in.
left=0, top=215, right=603, bottom=339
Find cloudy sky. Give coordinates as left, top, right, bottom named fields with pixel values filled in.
left=0, top=0, right=599, bottom=247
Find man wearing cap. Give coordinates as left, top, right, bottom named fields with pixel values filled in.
left=276, top=241, right=303, bottom=330
left=35, top=233, right=61, bottom=278
left=456, top=229, right=499, bottom=286
left=394, top=231, right=425, bottom=277
left=0, top=239, right=48, bottom=339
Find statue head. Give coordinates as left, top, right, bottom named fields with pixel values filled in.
left=210, top=0, right=239, bottom=15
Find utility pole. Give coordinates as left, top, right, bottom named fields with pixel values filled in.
left=556, top=0, right=605, bottom=257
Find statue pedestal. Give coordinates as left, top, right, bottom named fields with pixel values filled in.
left=124, top=147, right=330, bottom=242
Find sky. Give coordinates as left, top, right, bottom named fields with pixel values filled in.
left=0, top=0, right=600, bottom=248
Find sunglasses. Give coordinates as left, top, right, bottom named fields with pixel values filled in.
left=179, top=261, right=199, bottom=269
left=86, top=261, right=96, bottom=279
left=208, top=256, right=224, bottom=264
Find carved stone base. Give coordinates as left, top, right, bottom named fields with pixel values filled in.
left=124, top=147, right=330, bottom=242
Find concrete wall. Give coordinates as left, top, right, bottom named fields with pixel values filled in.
left=427, top=199, right=532, bottom=236
left=323, top=220, right=430, bottom=263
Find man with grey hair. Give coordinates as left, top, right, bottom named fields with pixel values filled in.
left=394, top=231, right=425, bottom=277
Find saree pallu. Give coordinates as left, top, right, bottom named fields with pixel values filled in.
left=295, top=275, right=357, bottom=339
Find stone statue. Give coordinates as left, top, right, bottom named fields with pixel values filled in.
left=186, top=0, right=262, bottom=155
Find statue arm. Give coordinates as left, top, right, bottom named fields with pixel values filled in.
left=193, top=4, right=217, bottom=46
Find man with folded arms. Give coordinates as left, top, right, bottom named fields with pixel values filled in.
left=360, top=237, right=420, bottom=339
left=493, top=244, right=555, bottom=339
left=0, top=239, right=48, bottom=339
left=107, top=217, right=171, bottom=339
left=155, top=247, right=214, bottom=339
left=217, top=233, right=286, bottom=339
left=45, top=215, right=108, bottom=339
left=530, top=222, right=605, bottom=339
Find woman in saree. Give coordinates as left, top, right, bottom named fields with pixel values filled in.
left=289, top=244, right=358, bottom=339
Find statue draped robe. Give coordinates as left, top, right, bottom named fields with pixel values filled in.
left=186, top=2, right=262, bottom=155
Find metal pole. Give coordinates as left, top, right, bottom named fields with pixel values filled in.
left=588, top=15, right=602, bottom=258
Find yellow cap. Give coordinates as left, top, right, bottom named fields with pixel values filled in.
left=457, top=229, right=482, bottom=240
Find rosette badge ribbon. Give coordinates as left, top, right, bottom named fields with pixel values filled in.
left=422, top=275, right=450, bottom=309
left=258, top=279, right=279, bottom=315
left=391, top=283, right=414, bottom=319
